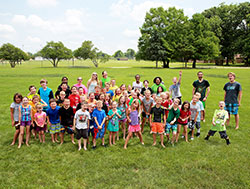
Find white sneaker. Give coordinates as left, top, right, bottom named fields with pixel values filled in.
left=181, top=135, right=184, bottom=139
left=190, top=137, right=194, bottom=141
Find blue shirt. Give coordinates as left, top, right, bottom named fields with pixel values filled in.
left=38, top=87, right=53, bottom=110
left=89, top=112, right=95, bottom=127
left=47, top=106, right=60, bottom=124
left=106, top=90, right=114, bottom=98
left=92, top=108, right=106, bottom=129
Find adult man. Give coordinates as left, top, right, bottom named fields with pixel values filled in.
left=192, top=71, right=210, bottom=121
left=224, top=72, right=242, bottom=130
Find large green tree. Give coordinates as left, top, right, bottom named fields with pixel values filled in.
left=0, top=43, right=29, bottom=68
left=113, top=50, right=124, bottom=58
left=39, top=41, right=72, bottom=67
left=74, top=40, right=110, bottom=67
left=124, top=48, right=136, bottom=59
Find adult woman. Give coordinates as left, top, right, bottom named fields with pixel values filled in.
left=87, top=72, right=99, bottom=95
left=132, top=74, right=143, bottom=92
left=74, top=77, right=88, bottom=95
left=151, top=77, right=166, bottom=94
left=57, top=76, right=70, bottom=91
left=100, top=71, right=111, bottom=88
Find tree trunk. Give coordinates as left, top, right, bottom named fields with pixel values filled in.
left=192, top=59, right=196, bottom=68
left=162, top=60, right=169, bottom=68
left=185, top=61, right=187, bottom=68
left=53, top=59, right=57, bottom=67
left=92, top=59, right=98, bottom=67
left=10, top=61, right=16, bottom=68
left=226, top=57, right=229, bottom=66
left=156, top=60, right=158, bottom=68
left=245, top=58, right=249, bottom=67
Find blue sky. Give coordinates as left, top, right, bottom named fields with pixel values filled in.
left=0, top=0, right=247, bottom=55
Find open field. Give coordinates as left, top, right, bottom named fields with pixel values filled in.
left=0, top=60, right=249, bottom=188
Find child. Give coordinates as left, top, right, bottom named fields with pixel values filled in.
left=56, top=91, right=66, bottom=107
left=10, top=93, right=22, bottom=146
left=169, top=71, right=182, bottom=105
left=29, top=95, right=42, bottom=139
left=47, top=99, right=61, bottom=143
left=165, top=98, right=180, bottom=146
left=141, top=80, right=153, bottom=96
left=150, top=97, right=166, bottom=148
left=105, top=82, right=114, bottom=98
left=112, top=88, right=122, bottom=102
left=107, top=101, right=122, bottom=146
left=73, top=101, right=90, bottom=151
left=27, top=85, right=41, bottom=101
left=78, top=87, right=86, bottom=97
left=34, top=103, right=46, bottom=143
left=189, top=95, right=201, bottom=140
left=68, top=86, right=81, bottom=114
left=194, top=92, right=205, bottom=137
left=141, top=90, right=153, bottom=133
left=88, top=103, right=96, bottom=145
left=59, top=98, right=75, bottom=145
left=124, top=99, right=144, bottom=149
left=156, top=86, right=164, bottom=96
left=176, top=101, right=191, bottom=143
left=205, top=101, right=230, bottom=145
left=127, top=85, right=132, bottom=96
left=110, top=79, right=118, bottom=92
left=117, top=96, right=128, bottom=140
left=120, top=84, right=126, bottom=92
left=92, top=100, right=107, bottom=148
left=38, top=79, right=54, bottom=111
left=87, top=92, right=97, bottom=105
left=94, top=85, right=101, bottom=100
left=18, top=97, right=33, bottom=148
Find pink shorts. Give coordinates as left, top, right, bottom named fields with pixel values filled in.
left=128, top=124, right=141, bottom=132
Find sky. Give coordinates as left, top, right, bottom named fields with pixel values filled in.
left=0, top=0, right=247, bottom=55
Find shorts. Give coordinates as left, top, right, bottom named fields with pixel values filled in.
left=88, top=126, right=95, bottom=137
left=177, top=121, right=188, bottom=126
left=151, top=122, right=164, bottom=134
left=30, top=122, right=37, bottom=131
left=76, top=128, right=88, bottom=139
left=225, top=103, right=239, bottom=115
left=208, top=130, right=228, bottom=139
left=142, top=112, right=149, bottom=118
left=128, top=124, right=141, bottom=133
left=60, top=125, right=74, bottom=134
left=165, top=123, right=177, bottom=134
left=95, top=128, right=105, bottom=139
left=119, top=118, right=127, bottom=123
left=20, top=120, right=31, bottom=127
left=49, top=123, right=60, bottom=134
left=36, top=124, right=47, bottom=132
left=173, top=96, right=182, bottom=105
left=14, top=121, right=20, bottom=130
left=188, top=121, right=200, bottom=130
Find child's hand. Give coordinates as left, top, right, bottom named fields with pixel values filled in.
left=41, top=124, right=44, bottom=128
left=98, top=126, right=102, bottom=130
left=170, top=121, right=174, bottom=125
left=221, top=123, right=224, bottom=126
left=49, top=122, right=52, bottom=126
left=179, top=70, right=182, bottom=76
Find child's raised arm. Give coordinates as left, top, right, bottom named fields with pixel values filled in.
left=179, top=70, right=182, bottom=84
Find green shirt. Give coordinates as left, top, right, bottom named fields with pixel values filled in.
left=210, top=109, right=228, bottom=131
left=151, top=83, right=167, bottom=94
left=101, top=77, right=111, bottom=88
left=166, top=107, right=180, bottom=123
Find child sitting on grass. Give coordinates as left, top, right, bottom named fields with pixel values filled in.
left=205, top=101, right=230, bottom=145
left=73, top=101, right=90, bottom=151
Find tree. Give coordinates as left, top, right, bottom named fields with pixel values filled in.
left=74, top=41, right=110, bottom=67
left=124, top=48, right=135, bottom=59
left=39, top=41, right=72, bottom=67
left=0, top=43, right=29, bottom=68
left=113, top=50, right=124, bottom=58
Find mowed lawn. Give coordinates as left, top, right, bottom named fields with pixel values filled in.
left=0, top=60, right=249, bottom=188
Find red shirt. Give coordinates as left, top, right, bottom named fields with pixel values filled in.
left=161, top=100, right=172, bottom=118
left=177, top=109, right=191, bottom=124
left=68, top=94, right=80, bottom=113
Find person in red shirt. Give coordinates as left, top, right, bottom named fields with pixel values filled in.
left=176, top=101, right=191, bottom=143
left=160, top=92, right=172, bottom=120
left=68, top=86, right=81, bottom=114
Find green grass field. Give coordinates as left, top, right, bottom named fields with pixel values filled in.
left=0, top=60, right=249, bottom=188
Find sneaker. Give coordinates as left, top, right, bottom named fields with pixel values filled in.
left=196, top=133, right=200, bottom=137
left=92, top=146, right=96, bottom=150
left=226, top=139, right=231, bottom=145
left=188, top=131, right=192, bottom=135
left=204, top=136, right=209, bottom=140
left=190, top=137, right=194, bottom=141
left=102, top=144, right=107, bottom=148
left=181, top=135, right=184, bottom=139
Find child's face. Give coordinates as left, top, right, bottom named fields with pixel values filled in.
left=95, top=87, right=101, bottom=93
left=158, top=87, right=163, bottom=93
left=30, top=87, right=36, bottom=94
left=219, top=102, right=225, bottom=109
left=120, top=97, right=125, bottom=104
left=111, top=80, right=115, bottom=85
left=192, top=96, right=198, bottom=103
left=105, top=84, right=110, bottom=90
left=89, top=93, right=95, bottom=99
left=79, top=88, right=84, bottom=94
left=172, top=77, right=177, bottom=84
left=63, top=99, right=70, bottom=107
left=61, top=84, right=67, bottom=91
left=132, top=92, right=137, bottom=99
left=37, top=106, right=43, bottom=112
left=22, top=98, right=29, bottom=105
left=105, top=95, right=110, bottom=101
left=127, top=85, right=132, bottom=90
left=112, top=102, right=117, bottom=109
left=80, top=96, right=85, bottom=102
left=184, top=103, right=189, bottom=109
left=15, top=96, right=22, bottom=104
left=174, top=99, right=179, bottom=106
left=160, top=93, right=166, bottom=99
left=32, top=97, right=39, bottom=104
left=50, top=102, right=57, bottom=109
left=41, top=82, right=47, bottom=88
left=132, top=101, right=139, bottom=108
left=144, top=81, right=149, bottom=87
left=81, top=104, right=88, bottom=110
left=89, top=105, right=94, bottom=112
left=99, top=94, right=104, bottom=101
left=228, top=74, right=235, bottom=82
left=156, top=99, right=162, bottom=105
left=71, top=87, right=77, bottom=94
left=60, top=93, right=66, bottom=99
left=145, top=91, right=151, bottom=98
left=97, top=102, right=103, bottom=109
left=121, top=85, right=126, bottom=91
left=116, top=88, right=121, bottom=95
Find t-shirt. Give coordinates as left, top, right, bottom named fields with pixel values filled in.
left=210, top=109, right=229, bottom=131
left=28, top=101, right=37, bottom=120
left=196, top=100, right=204, bottom=122
left=166, top=107, right=180, bottom=123
left=55, top=89, right=71, bottom=99
left=112, top=94, right=122, bottom=102
left=27, top=93, right=40, bottom=101
left=192, top=80, right=210, bottom=100
left=132, top=81, right=143, bottom=92
left=169, top=83, right=182, bottom=98
left=34, top=112, right=46, bottom=126
left=56, top=98, right=64, bottom=107
left=142, top=97, right=153, bottom=113
left=73, top=84, right=88, bottom=94
left=68, top=94, right=81, bottom=113
left=92, top=108, right=106, bottom=129
left=178, top=109, right=191, bottom=124
left=74, top=109, right=90, bottom=129
left=151, top=83, right=167, bottom=94
left=106, top=90, right=114, bottom=98
left=141, top=87, right=153, bottom=96
left=150, top=106, right=165, bottom=123
left=46, top=106, right=60, bottom=124
left=161, top=100, right=172, bottom=118
left=129, top=98, right=141, bottom=106
left=110, top=85, right=118, bottom=92
left=10, top=102, right=22, bottom=121
left=117, top=104, right=127, bottom=120
left=59, top=106, right=74, bottom=126
left=223, top=82, right=242, bottom=104
left=38, top=87, right=54, bottom=110
left=101, top=77, right=111, bottom=88
left=190, top=102, right=201, bottom=121
left=108, top=109, right=121, bottom=129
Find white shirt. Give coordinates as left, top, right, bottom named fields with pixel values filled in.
left=74, top=109, right=90, bottom=129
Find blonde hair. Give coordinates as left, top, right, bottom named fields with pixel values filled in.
left=227, top=72, right=236, bottom=78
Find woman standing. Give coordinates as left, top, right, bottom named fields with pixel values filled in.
left=87, top=72, right=99, bottom=95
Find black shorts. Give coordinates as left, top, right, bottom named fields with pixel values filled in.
left=208, top=130, right=228, bottom=139
left=76, top=128, right=88, bottom=140
left=142, top=112, right=149, bottom=118
left=30, top=122, right=37, bottom=130
left=88, top=126, right=95, bottom=137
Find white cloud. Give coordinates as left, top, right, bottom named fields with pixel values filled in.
left=122, top=29, right=140, bottom=38
left=110, top=0, right=132, bottom=17
left=27, top=0, right=58, bottom=8
left=27, top=36, right=42, bottom=43
left=12, top=15, right=27, bottom=24
left=0, top=24, right=16, bottom=33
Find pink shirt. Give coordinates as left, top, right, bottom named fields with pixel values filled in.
left=74, top=83, right=88, bottom=94
left=34, top=112, right=46, bottom=126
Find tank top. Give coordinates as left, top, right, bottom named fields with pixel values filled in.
left=130, top=110, right=139, bottom=125
left=21, top=105, right=31, bottom=121
left=88, top=81, right=97, bottom=95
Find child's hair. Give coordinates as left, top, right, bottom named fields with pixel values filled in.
left=118, top=95, right=126, bottom=107
left=181, top=101, right=190, bottom=111
left=197, top=71, right=203, bottom=75
left=120, top=84, right=126, bottom=89
left=157, top=86, right=163, bottom=94
left=40, top=79, right=48, bottom=84
left=219, top=101, right=225, bottom=105
left=131, top=99, right=139, bottom=112
left=78, top=87, right=83, bottom=91
left=63, top=98, right=70, bottom=102
left=71, top=86, right=77, bottom=90
left=114, top=88, right=121, bottom=95
left=105, top=82, right=110, bottom=87
left=81, top=101, right=88, bottom=106
left=96, top=100, right=103, bottom=105
left=13, top=93, right=23, bottom=102
left=173, top=98, right=180, bottom=104
left=61, top=76, right=68, bottom=82
left=105, top=93, right=111, bottom=104
left=227, top=72, right=236, bottom=78
left=60, top=91, right=66, bottom=95
left=165, top=91, right=170, bottom=99
left=143, top=80, right=149, bottom=84
left=111, top=101, right=117, bottom=106
left=29, top=85, right=36, bottom=91
left=32, top=95, right=40, bottom=101
left=49, top=98, right=57, bottom=104
left=89, top=92, right=95, bottom=98
left=155, top=96, right=162, bottom=102
left=145, top=89, right=151, bottom=95
left=35, top=103, right=43, bottom=109
left=22, top=96, right=29, bottom=101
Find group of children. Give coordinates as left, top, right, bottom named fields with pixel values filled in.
left=10, top=72, right=231, bottom=150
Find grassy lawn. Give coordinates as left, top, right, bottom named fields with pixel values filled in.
left=0, top=60, right=249, bottom=188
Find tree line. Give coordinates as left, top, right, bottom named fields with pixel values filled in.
left=0, top=2, right=250, bottom=68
